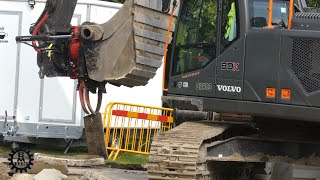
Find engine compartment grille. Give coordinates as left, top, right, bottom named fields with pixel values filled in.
left=292, top=38, right=320, bottom=93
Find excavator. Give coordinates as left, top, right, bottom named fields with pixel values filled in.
left=15, top=0, right=320, bottom=179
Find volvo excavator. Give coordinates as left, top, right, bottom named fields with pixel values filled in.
left=15, top=0, right=320, bottom=179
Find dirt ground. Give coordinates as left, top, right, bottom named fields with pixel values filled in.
left=69, top=167, right=148, bottom=180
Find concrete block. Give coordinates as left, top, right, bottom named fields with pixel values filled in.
left=34, top=169, right=67, bottom=180
left=9, top=174, right=34, bottom=180
left=79, top=171, right=107, bottom=180
left=28, top=160, right=68, bottom=175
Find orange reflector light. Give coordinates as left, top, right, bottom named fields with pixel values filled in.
left=281, top=89, right=291, bottom=100
left=266, top=88, right=276, bottom=98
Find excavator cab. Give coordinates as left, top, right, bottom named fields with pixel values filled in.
left=164, top=0, right=320, bottom=122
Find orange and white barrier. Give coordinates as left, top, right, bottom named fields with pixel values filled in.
left=103, top=102, right=174, bottom=160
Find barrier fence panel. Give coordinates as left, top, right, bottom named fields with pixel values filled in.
left=103, top=102, right=174, bottom=160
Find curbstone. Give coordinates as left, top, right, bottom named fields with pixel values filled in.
left=35, top=153, right=105, bottom=167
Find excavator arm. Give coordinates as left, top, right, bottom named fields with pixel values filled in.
left=16, top=0, right=177, bottom=114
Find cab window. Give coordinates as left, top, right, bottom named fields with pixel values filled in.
left=221, top=0, right=239, bottom=52
left=250, top=0, right=289, bottom=27
left=173, top=0, right=218, bottom=75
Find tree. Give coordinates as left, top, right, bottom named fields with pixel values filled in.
left=307, top=0, right=320, bottom=7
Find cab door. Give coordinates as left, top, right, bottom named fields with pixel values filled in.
left=168, top=0, right=219, bottom=97
left=215, top=0, right=244, bottom=100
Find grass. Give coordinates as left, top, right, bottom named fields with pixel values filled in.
left=0, top=142, right=88, bottom=158
left=0, top=142, right=149, bottom=165
left=0, top=143, right=11, bottom=158
left=106, top=152, right=148, bottom=165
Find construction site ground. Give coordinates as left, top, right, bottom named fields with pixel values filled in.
left=0, top=141, right=149, bottom=179
left=1, top=138, right=320, bottom=179
left=0, top=157, right=148, bottom=180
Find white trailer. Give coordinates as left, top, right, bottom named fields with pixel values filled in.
left=0, top=0, right=163, bottom=141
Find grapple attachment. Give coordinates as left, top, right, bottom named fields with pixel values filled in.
left=15, top=0, right=178, bottom=114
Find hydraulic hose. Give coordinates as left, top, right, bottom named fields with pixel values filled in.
left=32, top=12, right=49, bottom=52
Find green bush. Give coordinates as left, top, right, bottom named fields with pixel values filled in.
left=308, top=0, right=320, bottom=7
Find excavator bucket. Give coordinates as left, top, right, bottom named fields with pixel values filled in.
left=81, top=0, right=177, bottom=87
